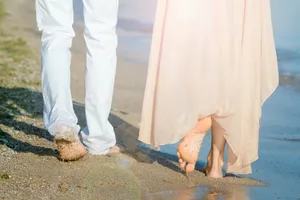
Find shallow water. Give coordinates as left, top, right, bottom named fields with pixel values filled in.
left=156, top=86, right=300, bottom=200
left=73, top=0, right=300, bottom=199
left=152, top=186, right=252, bottom=200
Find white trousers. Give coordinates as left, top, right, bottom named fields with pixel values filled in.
left=36, top=0, right=119, bottom=154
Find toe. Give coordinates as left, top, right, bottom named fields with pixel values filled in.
left=177, top=151, right=186, bottom=169
left=185, top=163, right=196, bottom=173
left=179, top=161, right=186, bottom=169
left=107, top=145, right=124, bottom=154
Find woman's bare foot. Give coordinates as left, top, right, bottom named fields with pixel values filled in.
left=203, top=119, right=226, bottom=178
left=205, top=165, right=223, bottom=178
left=177, top=117, right=212, bottom=173
left=177, top=131, right=206, bottom=173
left=204, top=150, right=224, bottom=178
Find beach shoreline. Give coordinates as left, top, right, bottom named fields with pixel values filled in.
left=0, top=0, right=299, bottom=199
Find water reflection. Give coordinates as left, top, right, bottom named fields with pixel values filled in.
left=154, top=186, right=250, bottom=200
left=201, top=186, right=250, bottom=200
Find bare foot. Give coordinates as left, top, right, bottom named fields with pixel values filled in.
left=204, top=161, right=224, bottom=178
left=177, top=131, right=206, bottom=173
left=54, top=125, right=87, bottom=161
left=107, top=145, right=124, bottom=155
left=203, top=119, right=226, bottom=178
left=204, top=150, right=224, bottom=178
left=177, top=117, right=212, bottom=173
left=56, top=139, right=88, bottom=161
left=206, top=171, right=223, bottom=178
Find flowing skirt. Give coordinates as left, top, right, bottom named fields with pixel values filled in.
left=139, top=0, right=278, bottom=174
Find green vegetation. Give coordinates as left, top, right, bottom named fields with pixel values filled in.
left=0, top=0, right=43, bottom=151
left=0, top=0, right=34, bottom=85
left=0, top=0, right=6, bottom=22
left=0, top=172, right=9, bottom=179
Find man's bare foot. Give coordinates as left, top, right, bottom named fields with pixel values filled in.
left=56, top=139, right=88, bottom=161
left=54, top=125, right=87, bottom=161
left=177, top=117, right=212, bottom=173
left=107, top=145, right=124, bottom=155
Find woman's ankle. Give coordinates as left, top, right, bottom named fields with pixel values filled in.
left=194, top=116, right=212, bottom=133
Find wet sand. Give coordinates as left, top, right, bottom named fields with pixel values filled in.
left=1, top=0, right=300, bottom=199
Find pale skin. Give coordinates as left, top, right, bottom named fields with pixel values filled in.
left=107, top=145, right=124, bottom=154
left=54, top=125, right=123, bottom=161
left=57, top=142, right=123, bottom=161
left=177, top=116, right=226, bottom=178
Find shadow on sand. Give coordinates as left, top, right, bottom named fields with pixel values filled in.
left=0, top=85, right=206, bottom=174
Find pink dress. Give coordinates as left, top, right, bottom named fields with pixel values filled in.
left=139, top=0, right=278, bottom=174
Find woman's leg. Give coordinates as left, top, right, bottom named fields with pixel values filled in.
left=205, top=119, right=226, bottom=178
left=177, top=116, right=212, bottom=173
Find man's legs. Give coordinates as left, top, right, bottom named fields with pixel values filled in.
left=80, top=0, right=119, bottom=154
left=36, top=0, right=86, bottom=160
